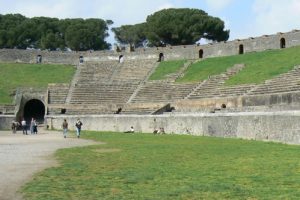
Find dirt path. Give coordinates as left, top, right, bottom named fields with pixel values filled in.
left=0, top=130, right=101, bottom=200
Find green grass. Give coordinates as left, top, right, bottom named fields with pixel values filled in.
left=22, top=132, right=300, bottom=200
left=177, top=46, right=300, bottom=85
left=149, top=60, right=186, bottom=80
left=0, top=63, right=75, bottom=104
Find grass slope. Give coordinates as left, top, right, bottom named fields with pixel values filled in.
left=0, top=63, right=75, bottom=104
left=177, top=46, right=300, bottom=85
left=22, top=132, right=300, bottom=200
left=149, top=60, right=186, bottom=80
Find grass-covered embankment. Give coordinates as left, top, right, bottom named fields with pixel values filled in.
left=149, top=60, right=186, bottom=80
left=0, top=63, right=75, bottom=104
left=176, top=46, right=300, bottom=85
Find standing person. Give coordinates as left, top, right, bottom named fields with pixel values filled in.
left=30, top=118, right=35, bottom=134
left=62, top=119, right=68, bottom=138
left=21, top=118, right=27, bottom=135
left=11, top=120, right=19, bottom=134
left=75, top=118, right=83, bottom=138
left=33, top=119, right=38, bottom=134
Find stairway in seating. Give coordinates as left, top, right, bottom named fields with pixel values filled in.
left=127, top=61, right=160, bottom=103
left=65, top=64, right=82, bottom=104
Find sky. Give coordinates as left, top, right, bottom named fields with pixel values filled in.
left=1, top=0, right=300, bottom=45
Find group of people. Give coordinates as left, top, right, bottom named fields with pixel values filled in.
left=61, top=118, right=83, bottom=138
left=11, top=118, right=38, bottom=134
left=153, top=127, right=165, bottom=135
left=13, top=117, right=166, bottom=137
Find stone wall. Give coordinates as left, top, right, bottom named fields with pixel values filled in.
left=0, top=30, right=300, bottom=64
left=46, top=111, right=300, bottom=144
left=0, top=115, right=14, bottom=130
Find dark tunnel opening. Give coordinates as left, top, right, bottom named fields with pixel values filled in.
left=23, top=99, right=45, bottom=124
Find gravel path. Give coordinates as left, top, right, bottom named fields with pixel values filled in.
left=0, top=130, right=101, bottom=200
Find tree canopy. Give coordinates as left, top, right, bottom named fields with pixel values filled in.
left=113, top=8, right=229, bottom=47
left=111, top=23, right=146, bottom=48
left=0, top=14, right=113, bottom=51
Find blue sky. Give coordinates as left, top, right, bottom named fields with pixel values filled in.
left=1, top=0, right=300, bottom=45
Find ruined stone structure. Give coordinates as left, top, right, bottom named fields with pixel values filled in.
left=0, top=30, right=299, bottom=63
left=1, top=30, right=300, bottom=144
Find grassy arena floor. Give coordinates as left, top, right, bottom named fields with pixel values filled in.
left=22, top=132, right=300, bottom=200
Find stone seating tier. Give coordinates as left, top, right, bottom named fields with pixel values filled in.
left=0, top=105, right=15, bottom=114
left=48, top=83, right=70, bottom=104
left=247, top=66, right=300, bottom=95
left=131, top=82, right=197, bottom=103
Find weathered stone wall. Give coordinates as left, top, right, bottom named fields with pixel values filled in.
left=0, top=30, right=300, bottom=63
left=0, top=115, right=14, bottom=130
left=46, top=111, right=300, bottom=144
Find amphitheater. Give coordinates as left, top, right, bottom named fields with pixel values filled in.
left=1, top=30, right=300, bottom=144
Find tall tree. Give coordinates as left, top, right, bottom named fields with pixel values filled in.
left=112, top=23, right=146, bottom=48
left=145, top=8, right=229, bottom=46
left=0, top=14, right=113, bottom=50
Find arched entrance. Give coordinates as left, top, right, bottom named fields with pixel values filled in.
left=239, top=44, right=244, bottom=54
left=158, top=53, right=164, bottom=62
left=199, top=49, right=204, bottom=59
left=280, top=38, right=286, bottom=49
left=119, top=55, right=124, bottom=63
left=36, top=55, right=42, bottom=63
left=23, top=99, right=45, bottom=123
left=79, top=56, right=84, bottom=63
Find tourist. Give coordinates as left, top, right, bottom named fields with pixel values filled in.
left=30, top=118, right=34, bottom=134
left=75, top=118, right=83, bottom=138
left=62, top=119, right=68, bottom=138
left=21, top=118, right=27, bottom=135
left=33, top=119, right=38, bottom=134
left=11, top=120, right=19, bottom=134
left=124, top=126, right=134, bottom=133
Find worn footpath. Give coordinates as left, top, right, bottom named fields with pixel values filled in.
left=0, top=130, right=100, bottom=200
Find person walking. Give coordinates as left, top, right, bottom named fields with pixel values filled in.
left=21, top=118, right=27, bottom=135
left=11, top=120, right=19, bottom=134
left=62, top=119, right=68, bottom=138
left=75, top=118, right=83, bottom=138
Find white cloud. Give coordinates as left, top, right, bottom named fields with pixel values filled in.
left=204, top=0, right=235, bottom=11
left=252, top=0, right=300, bottom=35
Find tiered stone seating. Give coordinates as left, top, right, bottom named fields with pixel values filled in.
left=69, top=59, right=157, bottom=105
left=131, top=81, right=197, bottom=103
left=216, top=84, right=255, bottom=97
left=47, top=104, right=118, bottom=115
left=0, top=105, right=15, bottom=114
left=246, top=66, right=300, bottom=95
left=188, top=64, right=245, bottom=99
left=110, top=60, right=157, bottom=83
left=120, top=103, right=167, bottom=115
left=70, top=83, right=139, bottom=104
left=48, top=83, right=70, bottom=104
left=78, top=61, right=119, bottom=83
